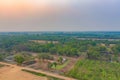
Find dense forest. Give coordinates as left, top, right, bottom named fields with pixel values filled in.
left=0, top=32, right=120, bottom=80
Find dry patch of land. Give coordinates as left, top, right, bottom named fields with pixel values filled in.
left=0, top=63, right=47, bottom=80
left=0, top=62, right=76, bottom=80
left=27, top=55, right=78, bottom=73
left=30, top=40, right=59, bottom=44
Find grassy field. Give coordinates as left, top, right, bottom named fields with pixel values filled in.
left=52, top=60, right=70, bottom=70
left=22, top=69, right=63, bottom=80
left=67, top=59, right=120, bottom=80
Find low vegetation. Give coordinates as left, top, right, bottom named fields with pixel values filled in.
left=67, top=59, right=120, bottom=80
left=14, top=54, right=25, bottom=65
left=22, top=69, right=63, bottom=80
left=52, top=60, right=69, bottom=70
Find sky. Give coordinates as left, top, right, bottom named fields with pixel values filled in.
left=0, top=0, right=120, bottom=32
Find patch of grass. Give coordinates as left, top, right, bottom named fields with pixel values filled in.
left=67, top=59, right=120, bottom=80
left=22, top=69, right=63, bottom=80
left=52, top=60, right=70, bottom=70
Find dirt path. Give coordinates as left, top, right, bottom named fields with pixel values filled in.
left=0, top=62, right=76, bottom=80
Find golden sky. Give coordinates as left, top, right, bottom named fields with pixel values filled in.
left=0, top=0, right=120, bottom=31
left=0, top=0, right=72, bottom=18
left=0, top=0, right=55, bottom=18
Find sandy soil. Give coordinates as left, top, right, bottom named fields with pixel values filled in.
left=0, top=62, right=76, bottom=80
left=0, top=64, right=47, bottom=80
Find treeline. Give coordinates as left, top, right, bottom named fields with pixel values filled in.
left=12, top=39, right=120, bottom=61
left=0, top=33, right=120, bottom=60
left=0, top=34, right=72, bottom=51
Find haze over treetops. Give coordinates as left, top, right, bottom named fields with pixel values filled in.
left=0, top=0, right=120, bottom=31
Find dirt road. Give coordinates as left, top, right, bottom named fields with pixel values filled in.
left=0, top=62, right=76, bottom=80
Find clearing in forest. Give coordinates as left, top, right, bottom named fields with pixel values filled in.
left=0, top=64, right=47, bottom=80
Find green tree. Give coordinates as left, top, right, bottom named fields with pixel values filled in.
left=38, top=53, right=54, bottom=61
left=52, top=62, right=57, bottom=69
left=87, top=47, right=101, bottom=60
left=58, top=56, right=63, bottom=64
left=14, top=54, right=25, bottom=65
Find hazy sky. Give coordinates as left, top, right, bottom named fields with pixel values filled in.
left=0, top=0, right=120, bottom=31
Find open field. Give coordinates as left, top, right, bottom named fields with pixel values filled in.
left=0, top=62, right=75, bottom=80
left=27, top=54, right=78, bottom=73
left=0, top=63, right=47, bottom=80
left=77, top=38, right=120, bottom=41
left=30, top=40, right=59, bottom=44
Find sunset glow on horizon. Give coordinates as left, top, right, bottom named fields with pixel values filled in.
left=0, top=0, right=50, bottom=18
left=0, top=0, right=120, bottom=32
left=0, top=0, right=73, bottom=18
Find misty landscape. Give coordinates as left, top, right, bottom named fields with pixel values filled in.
left=0, top=32, right=120, bottom=80
left=0, top=0, right=120, bottom=80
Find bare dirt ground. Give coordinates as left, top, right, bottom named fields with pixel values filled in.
left=30, top=40, right=59, bottom=44
left=0, top=62, right=76, bottom=80
left=61, top=57, right=79, bottom=72
left=0, top=63, right=47, bottom=80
